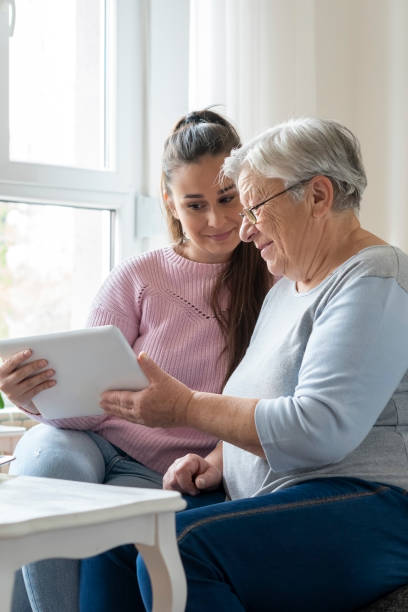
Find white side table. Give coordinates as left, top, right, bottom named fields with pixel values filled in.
left=0, top=474, right=187, bottom=611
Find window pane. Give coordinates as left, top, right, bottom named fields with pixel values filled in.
left=9, top=0, right=108, bottom=169
left=0, top=202, right=111, bottom=338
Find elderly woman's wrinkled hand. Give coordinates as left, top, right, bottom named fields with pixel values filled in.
left=163, top=453, right=223, bottom=496
left=100, top=352, right=194, bottom=428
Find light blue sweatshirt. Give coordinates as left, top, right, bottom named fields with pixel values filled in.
left=223, top=246, right=408, bottom=500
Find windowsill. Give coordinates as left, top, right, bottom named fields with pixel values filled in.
left=0, top=406, right=20, bottom=414
left=0, top=405, right=33, bottom=427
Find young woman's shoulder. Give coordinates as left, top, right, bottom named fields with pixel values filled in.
left=112, top=246, right=177, bottom=281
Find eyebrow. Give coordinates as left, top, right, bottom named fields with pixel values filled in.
left=183, top=184, right=235, bottom=199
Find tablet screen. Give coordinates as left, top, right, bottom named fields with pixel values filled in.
left=0, top=326, right=148, bottom=419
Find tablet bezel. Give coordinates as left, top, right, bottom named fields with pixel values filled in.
left=0, top=326, right=148, bottom=419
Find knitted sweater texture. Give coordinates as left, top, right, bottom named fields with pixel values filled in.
left=35, top=247, right=229, bottom=473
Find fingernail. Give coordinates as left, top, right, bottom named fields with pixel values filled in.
left=196, top=478, right=205, bottom=488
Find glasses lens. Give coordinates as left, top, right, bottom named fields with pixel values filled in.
left=248, top=209, right=257, bottom=224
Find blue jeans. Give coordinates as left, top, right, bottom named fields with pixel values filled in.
left=10, top=424, right=223, bottom=612
left=139, top=478, right=408, bottom=611
left=79, top=489, right=225, bottom=611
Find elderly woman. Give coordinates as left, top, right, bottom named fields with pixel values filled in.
left=87, top=118, right=408, bottom=611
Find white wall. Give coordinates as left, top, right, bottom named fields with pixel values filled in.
left=147, top=0, right=190, bottom=196
left=189, top=0, right=408, bottom=252
left=314, top=0, right=408, bottom=250
left=132, top=0, right=190, bottom=253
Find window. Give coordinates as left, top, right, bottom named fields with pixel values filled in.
left=9, top=0, right=108, bottom=170
left=0, top=201, right=112, bottom=338
left=0, top=0, right=146, bottom=249
left=0, top=1, right=146, bottom=345
left=0, top=199, right=112, bottom=409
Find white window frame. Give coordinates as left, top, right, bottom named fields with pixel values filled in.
left=0, top=0, right=148, bottom=260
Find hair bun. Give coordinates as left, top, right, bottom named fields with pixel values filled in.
left=173, top=108, right=231, bottom=132
left=174, top=111, right=208, bottom=131
left=184, top=112, right=206, bottom=125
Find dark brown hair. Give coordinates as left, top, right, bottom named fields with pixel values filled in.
left=161, top=109, right=270, bottom=384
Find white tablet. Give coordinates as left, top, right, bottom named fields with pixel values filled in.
left=0, top=326, right=149, bottom=419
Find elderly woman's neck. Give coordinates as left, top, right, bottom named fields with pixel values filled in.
left=296, top=212, right=387, bottom=293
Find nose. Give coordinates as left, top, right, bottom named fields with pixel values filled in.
left=239, top=215, right=258, bottom=243
left=206, top=207, right=227, bottom=228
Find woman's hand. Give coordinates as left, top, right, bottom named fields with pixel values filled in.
left=100, top=352, right=193, bottom=428
left=101, top=353, right=262, bottom=456
left=163, top=452, right=223, bottom=496
left=0, top=349, right=55, bottom=413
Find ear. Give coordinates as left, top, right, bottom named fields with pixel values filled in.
left=308, top=176, right=334, bottom=218
left=163, top=191, right=179, bottom=219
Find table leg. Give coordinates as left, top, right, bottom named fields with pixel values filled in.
left=136, top=512, right=187, bottom=612
left=0, top=562, right=16, bottom=612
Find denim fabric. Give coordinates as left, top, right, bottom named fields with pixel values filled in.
left=79, top=488, right=226, bottom=611
left=86, top=431, right=163, bottom=488
left=136, top=477, right=408, bottom=612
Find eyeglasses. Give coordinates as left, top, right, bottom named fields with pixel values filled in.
left=239, top=179, right=310, bottom=224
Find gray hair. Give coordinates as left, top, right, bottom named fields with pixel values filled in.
left=223, top=117, right=367, bottom=211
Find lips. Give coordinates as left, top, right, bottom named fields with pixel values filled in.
left=257, top=241, right=274, bottom=252
left=206, top=229, right=235, bottom=241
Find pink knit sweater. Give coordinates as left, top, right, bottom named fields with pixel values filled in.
left=33, top=247, right=230, bottom=474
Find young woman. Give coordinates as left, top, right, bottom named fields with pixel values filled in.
left=0, top=109, right=270, bottom=612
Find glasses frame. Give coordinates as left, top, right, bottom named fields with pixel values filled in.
left=239, top=179, right=310, bottom=224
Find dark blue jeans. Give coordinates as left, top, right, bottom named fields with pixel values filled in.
left=79, top=488, right=226, bottom=611
left=82, top=478, right=408, bottom=612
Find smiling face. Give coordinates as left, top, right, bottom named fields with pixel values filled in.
left=238, top=170, right=317, bottom=279
left=166, top=154, right=242, bottom=263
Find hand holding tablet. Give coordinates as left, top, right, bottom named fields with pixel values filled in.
left=0, top=326, right=148, bottom=419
